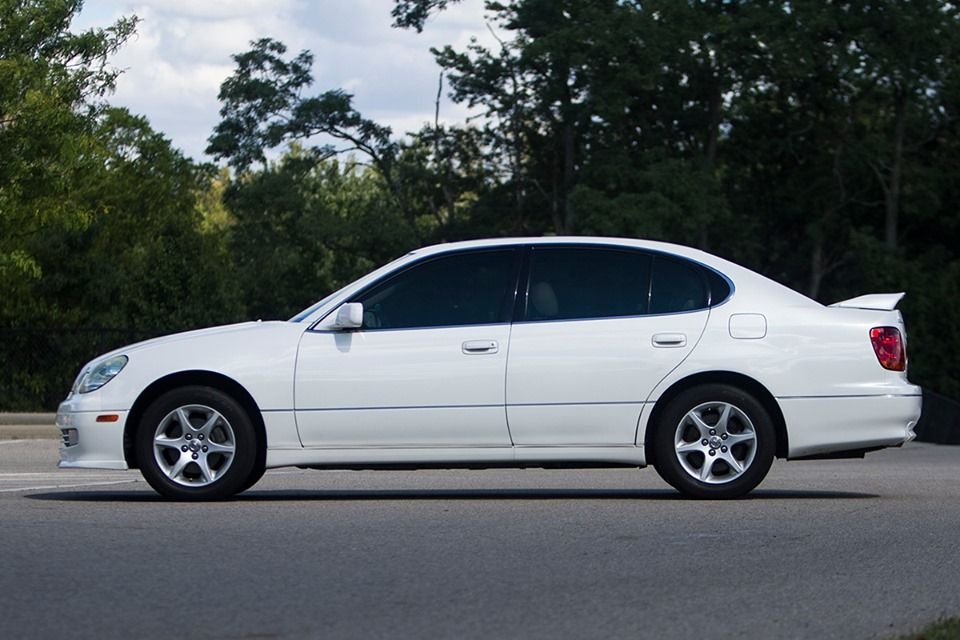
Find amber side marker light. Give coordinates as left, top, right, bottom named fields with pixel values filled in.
left=96, top=414, right=120, bottom=423
left=869, top=326, right=906, bottom=371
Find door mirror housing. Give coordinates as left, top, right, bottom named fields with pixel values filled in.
left=333, top=302, right=363, bottom=330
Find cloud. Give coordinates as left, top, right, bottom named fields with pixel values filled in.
left=74, top=0, right=499, bottom=161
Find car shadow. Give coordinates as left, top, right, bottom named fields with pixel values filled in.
left=25, top=487, right=879, bottom=502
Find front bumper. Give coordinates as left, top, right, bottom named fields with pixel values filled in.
left=56, top=400, right=129, bottom=470
left=781, top=393, right=922, bottom=459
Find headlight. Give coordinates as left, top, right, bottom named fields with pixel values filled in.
left=76, top=355, right=129, bottom=394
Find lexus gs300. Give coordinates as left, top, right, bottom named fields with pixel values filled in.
left=57, top=237, right=922, bottom=499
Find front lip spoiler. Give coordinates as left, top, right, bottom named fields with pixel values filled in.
left=57, top=459, right=129, bottom=470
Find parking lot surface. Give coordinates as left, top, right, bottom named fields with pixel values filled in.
left=1, top=439, right=958, bottom=639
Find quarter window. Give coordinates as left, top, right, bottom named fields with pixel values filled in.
left=649, top=257, right=709, bottom=314
left=524, top=248, right=652, bottom=321
left=355, top=250, right=516, bottom=329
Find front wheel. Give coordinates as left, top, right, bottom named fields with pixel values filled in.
left=135, top=386, right=258, bottom=500
left=651, top=384, right=775, bottom=499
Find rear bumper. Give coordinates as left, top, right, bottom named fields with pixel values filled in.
left=56, top=402, right=129, bottom=470
left=781, top=394, right=921, bottom=459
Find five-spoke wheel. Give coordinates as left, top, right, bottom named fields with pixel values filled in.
left=152, top=404, right=237, bottom=487
left=652, top=384, right=775, bottom=498
left=136, top=386, right=260, bottom=500
left=673, top=401, right=757, bottom=484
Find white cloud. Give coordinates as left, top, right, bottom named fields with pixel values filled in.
left=74, top=0, right=499, bottom=161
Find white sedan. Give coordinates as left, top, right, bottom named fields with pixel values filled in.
left=57, top=237, right=922, bottom=499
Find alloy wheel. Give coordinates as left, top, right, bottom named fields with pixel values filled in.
left=673, top=401, right=758, bottom=485
left=152, top=404, right=236, bottom=487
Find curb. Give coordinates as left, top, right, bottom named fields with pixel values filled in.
left=0, top=413, right=57, bottom=425
left=0, top=414, right=58, bottom=440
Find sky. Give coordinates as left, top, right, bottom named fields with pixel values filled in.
left=74, top=0, right=498, bottom=161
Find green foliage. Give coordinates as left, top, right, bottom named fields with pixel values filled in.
left=0, top=0, right=138, bottom=319
left=224, top=151, right=418, bottom=320
left=576, top=156, right=730, bottom=246
left=1, top=106, right=243, bottom=409
left=204, top=0, right=960, bottom=401
left=3, top=0, right=960, bottom=408
left=391, top=0, right=458, bottom=32
left=0, top=2, right=238, bottom=409
left=57, top=107, right=242, bottom=330
left=396, top=0, right=960, bottom=399
left=207, top=38, right=396, bottom=176
left=896, top=617, right=960, bottom=640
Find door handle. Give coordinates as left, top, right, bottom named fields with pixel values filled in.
left=462, top=340, right=499, bottom=354
left=652, top=333, right=687, bottom=348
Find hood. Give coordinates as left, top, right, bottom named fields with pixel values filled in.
left=94, top=321, right=279, bottom=360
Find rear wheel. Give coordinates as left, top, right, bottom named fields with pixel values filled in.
left=136, top=386, right=257, bottom=500
left=652, top=384, right=775, bottom=499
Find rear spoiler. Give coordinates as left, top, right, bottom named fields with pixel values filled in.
left=829, top=292, right=905, bottom=311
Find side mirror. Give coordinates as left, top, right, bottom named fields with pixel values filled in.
left=333, top=302, right=363, bottom=330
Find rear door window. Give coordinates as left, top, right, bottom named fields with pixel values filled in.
left=524, top=247, right=652, bottom=321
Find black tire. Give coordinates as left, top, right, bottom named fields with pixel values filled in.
left=651, top=384, right=775, bottom=499
left=239, top=464, right=266, bottom=494
left=135, top=386, right=258, bottom=500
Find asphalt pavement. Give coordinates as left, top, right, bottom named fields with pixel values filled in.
left=1, top=438, right=958, bottom=639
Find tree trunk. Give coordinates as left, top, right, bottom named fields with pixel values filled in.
left=700, top=81, right=723, bottom=250
left=808, top=234, right=824, bottom=300
left=561, top=118, right=576, bottom=234
left=884, top=91, right=907, bottom=250
left=552, top=68, right=576, bottom=235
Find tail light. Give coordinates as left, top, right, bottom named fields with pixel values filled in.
left=869, top=326, right=905, bottom=371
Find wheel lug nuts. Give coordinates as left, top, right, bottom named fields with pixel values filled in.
left=191, top=453, right=198, bottom=460
left=701, top=439, right=709, bottom=446
left=709, top=429, right=717, bottom=436
left=198, top=434, right=204, bottom=440
left=721, top=433, right=728, bottom=440
left=721, top=446, right=728, bottom=453
left=185, top=434, right=192, bottom=440
left=709, top=449, right=716, bottom=456
left=202, top=446, right=208, bottom=452
left=181, top=445, right=188, bottom=452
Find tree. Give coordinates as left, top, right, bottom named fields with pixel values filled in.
left=431, top=0, right=634, bottom=234
left=222, top=149, right=418, bottom=320
left=1, top=104, right=243, bottom=409
left=55, top=108, right=240, bottom=330
left=0, top=0, right=137, bottom=320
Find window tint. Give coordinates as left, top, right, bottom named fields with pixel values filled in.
left=525, top=248, right=652, bottom=321
left=649, top=257, right=708, bottom=314
left=356, top=250, right=516, bottom=329
left=705, top=269, right=731, bottom=305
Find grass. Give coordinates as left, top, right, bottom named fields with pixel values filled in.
left=898, top=618, right=960, bottom=640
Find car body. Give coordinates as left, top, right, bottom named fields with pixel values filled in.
left=56, top=236, right=922, bottom=499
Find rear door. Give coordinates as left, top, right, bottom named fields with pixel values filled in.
left=505, top=247, right=711, bottom=445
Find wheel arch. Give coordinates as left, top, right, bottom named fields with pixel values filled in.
left=643, top=371, right=788, bottom=464
left=123, top=370, right=267, bottom=473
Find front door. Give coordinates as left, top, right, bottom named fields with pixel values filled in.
left=295, top=248, right=520, bottom=448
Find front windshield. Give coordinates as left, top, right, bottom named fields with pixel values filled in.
left=288, top=252, right=418, bottom=323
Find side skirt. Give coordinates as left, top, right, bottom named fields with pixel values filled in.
left=265, top=445, right=647, bottom=471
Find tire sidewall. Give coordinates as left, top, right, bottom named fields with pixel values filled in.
left=652, top=384, right=775, bottom=499
left=135, top=386, right=257, bottom=500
